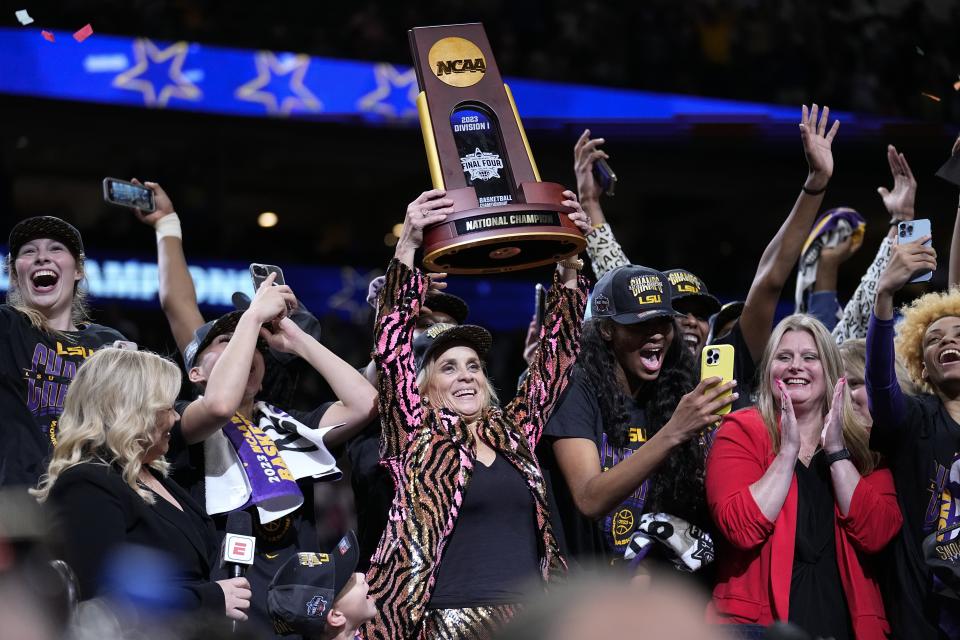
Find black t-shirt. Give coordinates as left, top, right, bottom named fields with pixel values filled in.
left=789, top=452, right=852, bottom=640
left=713, top=320, right=757, bottom=412
left=428, top=454, right=540, bottom=608
left=0, top=305, right=124, bottom=487
left=870, top=393, right=960, bottom=639
left=542, top=374, right=649, bottom=562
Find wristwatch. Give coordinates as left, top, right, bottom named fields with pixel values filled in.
left=826, top=448, right=852, bottom=465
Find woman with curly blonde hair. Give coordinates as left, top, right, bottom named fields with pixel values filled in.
left=866, top=235, right=958, bottom=639
left=32, top=348, right=251, bottom=621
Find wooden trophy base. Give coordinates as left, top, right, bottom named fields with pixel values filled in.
left=421, top=182, right=586, bottom=274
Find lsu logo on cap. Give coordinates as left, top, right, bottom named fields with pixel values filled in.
left=629, top=274, right=664, bottom=305
left=667, top=271, right=704, bottom=295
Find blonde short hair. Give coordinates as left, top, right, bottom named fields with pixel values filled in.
left=32, top=348, right=182, bottom=504
left=838, top=338, right=920, bottom=396
left=756, top=314, right=877, bottom=475
left=894, top=288, right=960, bottom=394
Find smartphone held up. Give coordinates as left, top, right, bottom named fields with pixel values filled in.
left=896, top=219, right=933, bottom=283
left=102, top=178, right=156, bottom=213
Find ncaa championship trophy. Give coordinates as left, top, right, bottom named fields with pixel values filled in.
left=409, top=23, right=586, bottom=274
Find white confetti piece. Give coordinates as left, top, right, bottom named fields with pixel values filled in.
left=15, top=9, right=34, bottom=25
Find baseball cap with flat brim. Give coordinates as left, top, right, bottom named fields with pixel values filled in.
left=413, top=323, right=492, bottom=372
left=182, top=310, right=268, bottom=372
left=591, top=265, right=680, bottom=325
left=663, top=268, right=721, bottom=319
left=8, top=216, right=84, bottom=260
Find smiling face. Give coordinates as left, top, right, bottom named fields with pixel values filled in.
left=921, top=316, right=960, bottom=391
left=144, top=405, right=179, bottom=464
left=768, top=329, right=827, bottom=414
left=674, top=306, right=710, bottom=356
left=424, top=344, right=488, bottom=421
left=331, top=572, right=377, bottom=627
left=603, top=317, right=675, bottom=384
left=188, top=332, right=266, bottom=400
left=13, top=238, right=82, bottom=317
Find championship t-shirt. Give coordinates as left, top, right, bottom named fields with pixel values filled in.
left=870, top=393, right=960, bottom=638
left=0, top=305, right=124, bottom=487
left=542, top=373, right=649, bottom=561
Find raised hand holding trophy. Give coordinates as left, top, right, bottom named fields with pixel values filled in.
left=409, top=23, right=586, bottom=274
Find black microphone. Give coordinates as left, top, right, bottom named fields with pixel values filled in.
left=221, top=511, right=255, bottom=630
left=222, top=511, right=256, bottom=578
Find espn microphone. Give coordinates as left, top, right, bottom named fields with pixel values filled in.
left=222, top=511, right=255, bottom=631
left=222, top=511, right=256, bottom=578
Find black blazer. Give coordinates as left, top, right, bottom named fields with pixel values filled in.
left=49, top=462, right=225, bottom=612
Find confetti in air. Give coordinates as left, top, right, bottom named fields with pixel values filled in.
left=15, top=9, right=34, bottom=25
left=41, top=30, right=54, bottom=42
left=915, top=45, right=925, bottom=56
left=73, top=24, right=93, bottom=43
left=921, top=92, right=941, bottom=103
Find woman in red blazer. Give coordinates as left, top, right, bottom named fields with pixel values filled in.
left=706, top=314, right=901, bottom=640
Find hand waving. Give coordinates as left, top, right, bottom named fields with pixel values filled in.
left=877, top=145, right=917, bottom=221
left=800, top=104, right=840, bottom=190
left=573, top=129, right=608, bottom=204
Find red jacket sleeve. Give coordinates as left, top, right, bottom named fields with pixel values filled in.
left=706, top=411, right=776, bottom=551
left=837, top=467, right=902, bottom=554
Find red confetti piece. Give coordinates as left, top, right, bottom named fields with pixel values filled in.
left=72, top=24, right=93, bottom=43
left=954, top=81, right=960, bottom=91
left=921, top=92, right=942, bottom=102
left=41, top=30, right=55, bottom=42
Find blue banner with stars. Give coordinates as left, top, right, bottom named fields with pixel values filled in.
left=0, top=27, right=866, bottom=127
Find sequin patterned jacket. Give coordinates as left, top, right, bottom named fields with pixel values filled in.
left=360, top=259, right=586, bottom=640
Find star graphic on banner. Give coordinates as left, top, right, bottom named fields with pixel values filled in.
left=112, top=39, right=201, bottom=107
left=328, top=267, right=383, bottom=324
left=235, top=52, right=323, bottom=116
left=357, top=63, right=419, bottom=119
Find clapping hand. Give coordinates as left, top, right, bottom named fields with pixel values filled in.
left=820, top=378, right=847, bottom=454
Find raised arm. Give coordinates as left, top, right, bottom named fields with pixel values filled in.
left=866, top=239, right=935, bottom=450
left=178, top=275, right=295, bottom=444
left=573, top=129, right=630, bottom=279
left=738, top=105, right=840, bottom=363
left=260, top=316, right=378, bottom=449
left=133, top=180, right=206, bottom=356
left=374, top=191, right=449, bottom=460
left=833, top=145, right=918, bottom=343
left=509, top=193, right=591, bottom=446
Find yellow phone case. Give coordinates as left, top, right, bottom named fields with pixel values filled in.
left=700, top=344, right=735, bottom=416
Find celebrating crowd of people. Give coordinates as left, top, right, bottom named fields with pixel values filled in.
left=2, top=104, right=960, bottom=640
